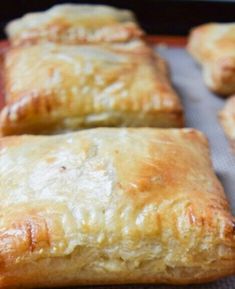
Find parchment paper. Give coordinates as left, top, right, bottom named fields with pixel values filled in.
left=154, top=45, right=235, bottom=288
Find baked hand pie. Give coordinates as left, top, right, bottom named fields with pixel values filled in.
left=0, top=42, right=184, bottom=135
left=5, top=4, right=143, bottom=46
left=0, top=128, right=234, bottom=288
left=219, top=96, right=235, bottom=151
left=188, top=23, right=235, bottom=96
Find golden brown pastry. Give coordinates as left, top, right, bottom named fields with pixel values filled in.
left=5, top=4, right=143, bottom=46
left=219, top=96, right=235, bottom=150
left=188, top=23, right=235, bottom=96
left=0, top=128, right=234, bottom=288
left=0, top=42, right=183, bottom=135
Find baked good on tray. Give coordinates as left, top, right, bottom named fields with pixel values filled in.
left=188, top=23, right=235, bottom=96
left=5, top=4, right=143, bottom=46
left=0, top=128, right=234, bottom=287
left=219, top=96, right=235, bottom=151
left=0, top=42, right=183, bottom=135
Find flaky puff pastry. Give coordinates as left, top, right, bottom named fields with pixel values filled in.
left=0, top=42, right=183, bottom=135
left=5, top=4, right=143, bottom=46
left=188, top=23, right=235, bottom=96
left=219, top=96, right=235, bottom=151
left=0, top=128, right=234, bottom=288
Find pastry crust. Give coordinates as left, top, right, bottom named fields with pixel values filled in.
left=5, top=4, right=143, bottom=46
left=0, top=42, right=183, bottom=135
left=0, top=128, right=234, bottom=288
left=188, top=23, right=235, bottom=96
left=219, top=95, right=235, bottom=151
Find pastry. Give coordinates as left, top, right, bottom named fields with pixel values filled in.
left=0, top=42, right=183, bottom=135
left=0, top=128, right=234, bottom=287
left=5, top=4, right=143, bottom=46
left=188, top=23, right=235, bottom=96
left=219, top=95, right=235, bottom=150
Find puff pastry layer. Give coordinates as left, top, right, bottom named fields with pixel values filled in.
left=219, top=96, right=235, bottom=151
left=0, top=128, right=234, bottom=288
left=188, top=23, right=235, bottom=96
left=0, top=42, right=183, bottom=135
left=5, top=4, right=143, bottom=46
